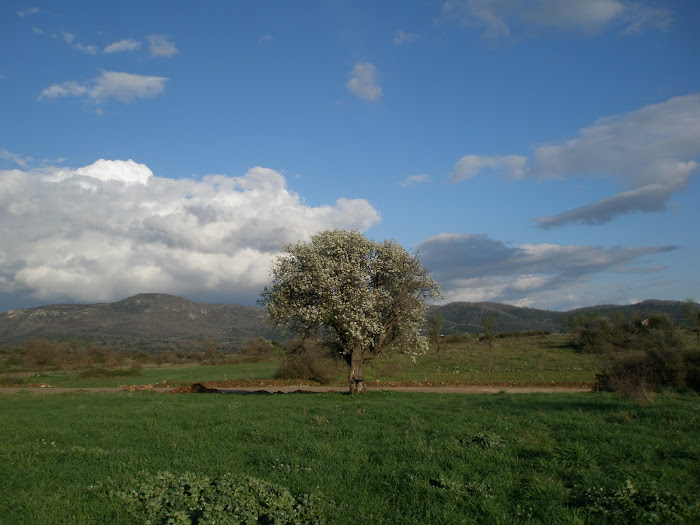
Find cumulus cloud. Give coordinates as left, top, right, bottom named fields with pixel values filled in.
left=39, top=70, right=167, bottom=104
left=346, top=62, right=382, bottom=102
left=417, top=233, right=675, bottom=309
left=451, top=93, right=700, bottom=226
left=0, top=160, right=380, bottom=308
left=449, top=154, right=527, bottom=183
left=104, top=39, right=142, bottom=54
left=443, top=0, right=671, bottom=37
left=399, top=174, right=431, bottom=187
left=147, top=34, right=178, bottom=57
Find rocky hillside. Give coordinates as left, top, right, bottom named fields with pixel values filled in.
left=0, top=293, right=283, bottom=351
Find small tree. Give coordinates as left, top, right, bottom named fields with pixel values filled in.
left=481, top=315, right=499, bottom=347
left=260, top=230, right=442, bottom=393
left=426, top=311, right=444, bottom=353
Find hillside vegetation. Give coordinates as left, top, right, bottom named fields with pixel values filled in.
left=1, top=294, right=695, bottom=351
left=0, top=293, right=284, bottom=352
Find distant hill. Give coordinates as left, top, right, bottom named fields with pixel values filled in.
left=0, top=294, right=694, bottom=350
left=0, top=293, right=284, bottom=351
left=431, top=302, right=566, bottom=334
left=431, top=299, right=695, bottom=335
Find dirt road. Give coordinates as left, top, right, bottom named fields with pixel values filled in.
left=0, top=385, right=592, bottom=394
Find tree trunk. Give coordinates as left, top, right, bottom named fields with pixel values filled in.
left=348, top=347, right=366, bottom=394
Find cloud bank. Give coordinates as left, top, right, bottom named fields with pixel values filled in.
left=0, top=160, right=380, bottom=308
left=39, top=71, right=167, bottom=104
left=417, top=233, right=675, bottom=309
left=450, top=94, right=700, bottom=226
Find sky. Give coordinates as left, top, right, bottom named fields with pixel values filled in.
left=1, top=0, right=699, bottom=312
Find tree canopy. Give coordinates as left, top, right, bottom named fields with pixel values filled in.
left=260, top=229, right=441, bottom=393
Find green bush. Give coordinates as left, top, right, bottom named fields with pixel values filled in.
left=590, top=313, right=698, bottom=397
left=112, top=471, right=324, bottom=524
left=275, top=339, right=340, bottom=384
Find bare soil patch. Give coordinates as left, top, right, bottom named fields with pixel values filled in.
left=0, top=382, right=592, bottom=394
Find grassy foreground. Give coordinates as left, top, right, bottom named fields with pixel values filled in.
left=1, top=391, right=698, bottom=523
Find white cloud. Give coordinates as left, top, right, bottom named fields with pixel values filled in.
left=417, top=233, right=675, bottom=310
left=61, top=32, right=97, bottom=55
left=531, top=94, right=700, bottom=226
left=147, top=35, right=178, bottom=57
left=39, top=70, right=167, bottom=104
left=393, top=30, right=421, bottom=45
left=399, top=174, right=431, bottom=187
left=443, top=0, right=671, bottom=37
left=449, top=154, right=527, bottom=183
left=451, top=94, right=700, bottom=225
left=17, top=7, right=39, bottom=17
left=104, top=39, right=142, bottom=54
left=0, top=150, right=32, bottom=169
left=0, top=161, right=380, bottom=307
left=346, top=62, right=382, bottom=102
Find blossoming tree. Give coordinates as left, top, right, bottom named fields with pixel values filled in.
left=260, top=230, right=442, bottom=393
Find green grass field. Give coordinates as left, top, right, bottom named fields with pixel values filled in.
left=12, top=361, right=280, bottom=388
left=1, top=390, right=698, bottom=523
left=363, top=334, right=598, bottom=386
left=3, top=333, right=600, bottom=388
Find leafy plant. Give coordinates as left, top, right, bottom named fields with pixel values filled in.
left=573, top=480, right=699, bottom=524
left=112, top=471, right=324, bottom=524
left=460, top=431, right=504, bottom=449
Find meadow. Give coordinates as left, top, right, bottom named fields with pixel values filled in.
left=2, top=333, right=599, bottom=388
left=2, top=332, right=698, bottom=523
left=1, top=390, right=698, bottom=523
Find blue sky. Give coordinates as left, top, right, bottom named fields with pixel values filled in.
left=1, top=0, right=698, bottom=312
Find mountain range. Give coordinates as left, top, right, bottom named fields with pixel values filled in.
left=0, top=293, right=693, bottom=351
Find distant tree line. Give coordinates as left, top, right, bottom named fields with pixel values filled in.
left=0, top=336, right=286, bottom=374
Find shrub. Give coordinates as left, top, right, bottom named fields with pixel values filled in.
left=112, top=471, right=324, bottom=524
left=591, top=313, right=698, bottom=397
left=497, top=329, right=551, bottom=338
left=244, top=337, right=284, bottom=359
left=275, top=339, right=341, bottom=384
left=442, top=333, right=476, bottom=344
